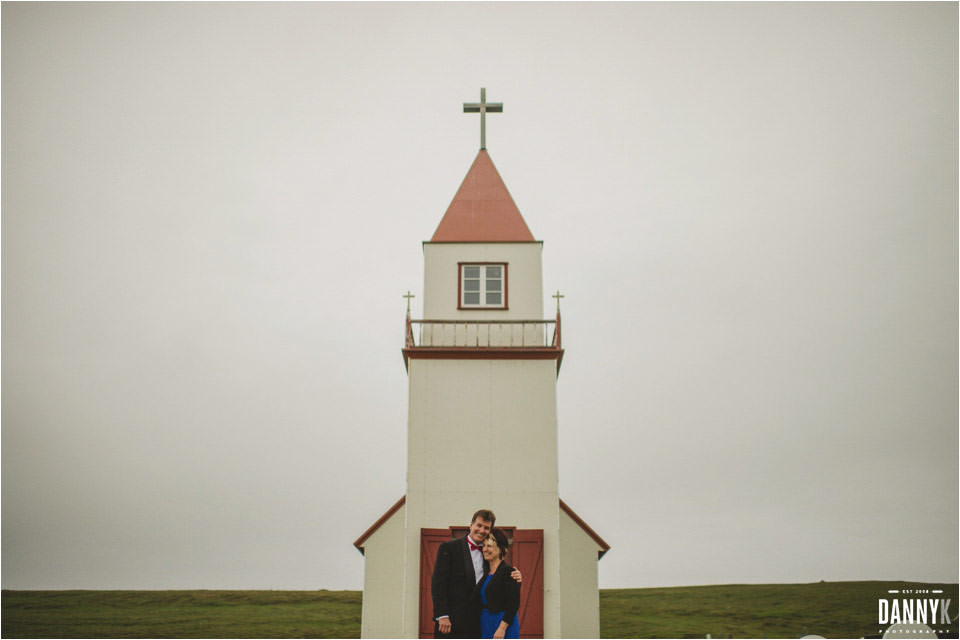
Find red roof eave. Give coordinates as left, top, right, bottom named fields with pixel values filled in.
left=560, top=498, right=611, bottom=559
left=353, top=496, right=609, bottom=559
left=353, top=496, right=406, bottom=554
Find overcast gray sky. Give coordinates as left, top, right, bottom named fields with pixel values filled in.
left=3, top=2, right=957, bottom=590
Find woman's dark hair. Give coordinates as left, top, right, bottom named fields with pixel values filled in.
left=489, top=528, right=510, bottom=559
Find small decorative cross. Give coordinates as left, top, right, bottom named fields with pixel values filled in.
left=463, top=87, right=503, bottom=150
left=552, top=290, right=565, bottom=313
left=403, top=291, right=415, bottom=313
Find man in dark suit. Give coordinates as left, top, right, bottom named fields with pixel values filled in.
left=431, top=509, right=521, bottom=638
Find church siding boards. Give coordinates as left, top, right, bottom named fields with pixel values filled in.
left=559, top=508, right=604, bottom=638
left=356, top=501, right=406, bottom=637
left=355, top=95, right=607, bottom=638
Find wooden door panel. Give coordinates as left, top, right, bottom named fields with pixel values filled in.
left=419, top=529, right=451, bottom=638
left=512, top=529, right=544, bottom=639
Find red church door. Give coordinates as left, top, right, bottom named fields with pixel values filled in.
left=511, top=529, right=544, bottom=639
left=419, top=528, right=453, bottom=638
left=419, top=527, right=544, bottom=639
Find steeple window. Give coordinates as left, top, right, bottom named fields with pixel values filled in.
left=459, top=263, right=507, bottom=309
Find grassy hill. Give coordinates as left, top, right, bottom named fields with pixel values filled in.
left=2, top=581, right=956, bottom=638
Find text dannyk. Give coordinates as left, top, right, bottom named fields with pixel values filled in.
left=878, top=599, right=951, bottom=625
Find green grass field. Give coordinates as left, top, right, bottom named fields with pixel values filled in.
left=3, top=581, right=956, bottom=638
left=1, top=590, right=362, bottom=639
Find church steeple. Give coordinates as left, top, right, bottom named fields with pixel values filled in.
left=430, top=150, right=535, bottom=242
left=355, top=89, right=608, bottom=639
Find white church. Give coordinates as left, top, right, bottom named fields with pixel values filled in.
left=354, top=90, right=609, bottom=639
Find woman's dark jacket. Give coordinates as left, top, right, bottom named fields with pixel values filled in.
left=471, top=561, right=521, bottom=626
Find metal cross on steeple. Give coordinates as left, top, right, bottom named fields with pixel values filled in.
left=463, top=87, right=503, bottom=150
left=552, top=290, right=565, bottom=313
left=403, top=291, right=415, bottom=314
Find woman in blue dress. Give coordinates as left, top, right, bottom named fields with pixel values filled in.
left=473, top=528, right=521, bottom=639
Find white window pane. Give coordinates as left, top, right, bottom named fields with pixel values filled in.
left=486, top=292, right=502, bottom=305
left=486, top=279, right=501, bottom=292
left=464, top=279, right=480, bottom=292
left=464, top=266, right=481, bottom=278
left=464, top=292, right=480, bottom=305
left=486, top=265, right=502, bottom=278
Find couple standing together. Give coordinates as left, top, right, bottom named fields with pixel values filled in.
left=431, top=509, right=523, bottom=639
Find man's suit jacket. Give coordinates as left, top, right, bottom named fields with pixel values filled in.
left=431, top=536, right=486, bottom=638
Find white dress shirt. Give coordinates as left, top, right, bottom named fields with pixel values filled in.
left=467, top=538, right=484, bottom=582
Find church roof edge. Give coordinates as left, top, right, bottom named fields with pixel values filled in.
left=422, top=240, right=543, bottom=246
left=560, top=498, right=611, bottom=559
left=354, top=496, right=609, bottom=559
left=353, top=495, right=406, bottom=554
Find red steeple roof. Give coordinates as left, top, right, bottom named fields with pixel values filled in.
left=431, top=150, right=535, bottom=242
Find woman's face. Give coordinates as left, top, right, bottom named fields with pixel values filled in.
left=482, top=537, right=499, bottom=562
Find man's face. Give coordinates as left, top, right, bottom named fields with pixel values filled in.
left=468, top=517, right=492, bottom=544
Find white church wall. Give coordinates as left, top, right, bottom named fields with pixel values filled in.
left=403, top=356, right=562, bottom=637
left=559, top=508, right=602, bottom=638
left=422, top=242, right=544, bottom=320
left=359, top=504, right=406, bottom=638
left=407, top=358, right=559, bottom=494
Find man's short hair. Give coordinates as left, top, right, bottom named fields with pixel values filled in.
left=471, top=509, right=496, bottom=527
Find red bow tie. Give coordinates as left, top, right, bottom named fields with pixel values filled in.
left=468, top=540, right=482, bottom=552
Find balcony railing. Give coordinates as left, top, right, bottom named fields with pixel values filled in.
left=405, top=318, right=561, bottom=349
